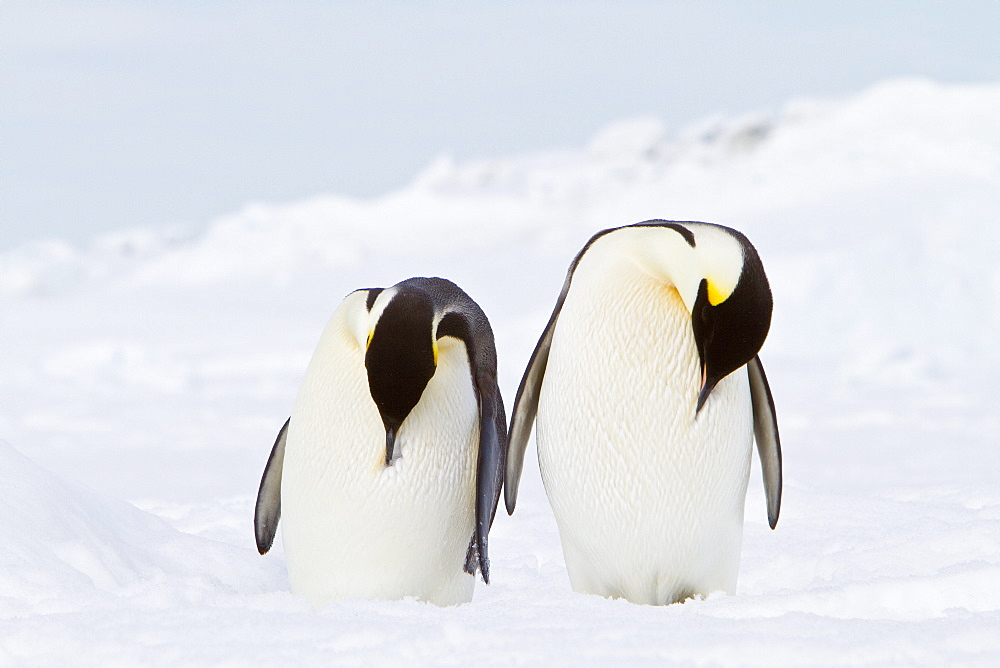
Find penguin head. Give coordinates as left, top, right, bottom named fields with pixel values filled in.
left=676, top=223, right=772, bottom=413
left=364, top=286, right=439, bottom=462
left=620, top=221, right=772, bottom=414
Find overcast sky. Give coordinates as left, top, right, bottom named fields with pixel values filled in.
left=2, top=1, right=998, bottom=249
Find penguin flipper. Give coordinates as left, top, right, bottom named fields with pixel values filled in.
left=504, top=318, right=556, bottom=515
left=506, top=262, right=582, bottom=515
left=748, top=356, right=782, bottom=529
left=254, top=417, right=289, bottom=554
left=473, top=380, right=507, bottom=584
left=436, top=309, right=508, bottom=584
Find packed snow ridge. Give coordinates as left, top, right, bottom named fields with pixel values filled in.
left=3, top=78, right=998, bottom=287
left=3, top=79, right=998, bottom=378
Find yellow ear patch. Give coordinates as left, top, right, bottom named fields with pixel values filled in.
left=706, top=280, right=730, bottom=307
left=433, top=341, right=439, bottom=366
left=366, top=330, right=374, bottom=350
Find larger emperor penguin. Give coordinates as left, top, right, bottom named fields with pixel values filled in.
left=504, top=220, right=782, bottom=605
left=254, top=277, right=507, bottom=607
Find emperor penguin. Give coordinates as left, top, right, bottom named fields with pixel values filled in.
left=254, top=277, right=507, bottom=607
left=504, top=220, right=782, bottom=605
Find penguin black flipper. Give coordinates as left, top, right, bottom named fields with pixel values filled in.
left=434, top=296, right=507, bottom=585
left=254, top=417, right=289, bottom=554
left=471, top=378, right=506, bottom=583
left=748, top=355, right=782, bottom=529
left=505, top=271, right=577, bottom=515
left=504, top=318, right=553, bottom=515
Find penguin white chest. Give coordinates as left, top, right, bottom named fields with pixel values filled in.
left=536, top=261, right=753, bottom=604
left=280, top=300, right=479, bottom=607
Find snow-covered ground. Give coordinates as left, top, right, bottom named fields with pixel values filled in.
left=2, top=78, right=999, bottom=665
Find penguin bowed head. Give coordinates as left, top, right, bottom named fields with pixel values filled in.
left=363, top=287, right=439, bottom=466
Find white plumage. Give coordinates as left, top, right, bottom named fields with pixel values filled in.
left=537, top=234, right=752, bottom=603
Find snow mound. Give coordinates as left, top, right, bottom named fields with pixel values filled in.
left=0, top=441, right=277, bottom=619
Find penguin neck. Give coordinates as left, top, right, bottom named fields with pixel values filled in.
left=576, top=227, right=702, bottom=311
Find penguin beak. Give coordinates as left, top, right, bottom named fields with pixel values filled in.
left=695, top=364, right=718, bottom=416
left=384, top=424, right=397, bottom=467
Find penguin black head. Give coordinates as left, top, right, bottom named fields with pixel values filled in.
left=352, top=276, right=507, bottom=583
left=685, top=225, right=772, bottom=413
left=364, top=286, right=438, bottom=465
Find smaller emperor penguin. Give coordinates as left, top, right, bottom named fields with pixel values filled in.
left=504, top=220, right=782, bottom=605
left=254, top=277, right=507, bottom=607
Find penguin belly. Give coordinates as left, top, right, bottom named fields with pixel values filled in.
left=536, top=264, right=753, bottom=605
left=281, top=300, right=479, bottom=607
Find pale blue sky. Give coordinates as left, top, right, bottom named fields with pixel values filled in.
left=2, top=1, right=998, bottom=248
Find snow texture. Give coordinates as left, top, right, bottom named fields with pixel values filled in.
left=1, top=79, right=999, bottom=665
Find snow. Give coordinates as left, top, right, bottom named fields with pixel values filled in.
left=1, top=78, right=999, bottom=664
